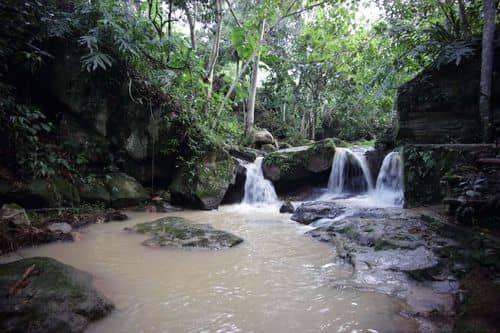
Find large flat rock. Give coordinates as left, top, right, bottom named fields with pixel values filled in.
left=128, top=216, right=244, bottom=249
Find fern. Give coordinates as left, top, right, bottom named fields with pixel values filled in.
left=81, top=52, right=113, bottom=71
left=434, top=40, right=478, bottom=68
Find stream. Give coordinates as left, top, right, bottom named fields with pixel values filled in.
left=15, top=206, right=419, bottom=333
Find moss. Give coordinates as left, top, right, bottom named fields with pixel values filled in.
left=170, top=148, right=236, bottom=209
left=263, top=139, right=336, bottom=182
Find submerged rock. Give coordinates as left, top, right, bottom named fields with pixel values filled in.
left=0, top=257, right=114, bottom=333
left=291, top=201, right=344, bottom=224
left=129, top=216, right=243, bottom=249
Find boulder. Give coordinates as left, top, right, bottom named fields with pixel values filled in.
left=261, top=143, right=277, bottom=153
left=6, top=178, right=80, bottom=209
left=105, top=173, right=149, bottom=208
left=0, top=203, right=30, bottom=226
left=254, top=129, right=276, bottom=147
left=47, top=222, right=72, bottom=234
left=0, top=257, right=114, bottom=333
left=279, top=201, right=295, bottom=213
left=170, top=149, right=236, bottom=210
left=291, top=201, right=344, bottom=224
left=79, top=177, right=111, bottom=205
left=262, top=139, right=336, bottom=193
left=128, top=216, right=243, bottom=249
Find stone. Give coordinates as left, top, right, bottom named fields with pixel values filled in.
left=254, top=129, right=276, bottom=147
left=0, top=204, right=30, bottom=226
left=79, top=177, right=111, bottom=205
left=261, top=143, right=277, bottom=153
left=226, top=145, right=259, bottom=162
left=170, top=149, right=236, bottom=210
left=465, top=190, right=480, bottom=198
left=47, top=222, right=72, bottom=234
left=0, top=257, right=114, bottom=333
left=6, top=178, right=80, bottom=209
left=128, top=216, right=243, bottom=249
left=105, top=173, right=149, bottom=208
left=105, top=211, right=129, bottom=221
left=262, top=139, right=336, bottom=193
left=222, top=161, right=247, bottom=205
left=291, top=201, right=344, bottom=224
left=279, top=201, right=295, bottom=213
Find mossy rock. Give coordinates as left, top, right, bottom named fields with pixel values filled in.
left=105, top=173, right=149, bottom=208
left=6, top=178, right=80, bottom=209
left=261, top=143, right=277, bottom=153
left=0, top=257, right=114, bottom=333
left=79, top=177, right=111, bottom=205
left=170, top=149, right=236, bottom=210
left=130, top=216, right=243, bottom=249
left=262, top=139, right=336, bottom=186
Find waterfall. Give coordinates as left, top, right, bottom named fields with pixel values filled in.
left=327, top=148, right=374, bottom=194
left=242, top=157, right=278, bottom=204
left=374, top=151, right=404, bottom=206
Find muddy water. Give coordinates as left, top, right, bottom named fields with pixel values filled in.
left=17, top=205, right=418, bottom=333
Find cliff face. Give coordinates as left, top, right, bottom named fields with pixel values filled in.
left=396, top=41, right=500, bottom=144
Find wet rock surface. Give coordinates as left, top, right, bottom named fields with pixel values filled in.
left=291, top=201, right=344, bottom=224
left=0, top=257, right=114, bottom=333
left=279, top=201, right=295, bottom=213
left=298, top=199, right=500, bottom=332
left=128, top=216, right=244, bottom=249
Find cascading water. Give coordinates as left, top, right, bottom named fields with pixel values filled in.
left=327, top=148, right=374, bottom=194
left=242, top=156, right=278, bottom=204
left=374, top=151, right=404, bottom=206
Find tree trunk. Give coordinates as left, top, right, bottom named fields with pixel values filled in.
left=246, top=18, right=266, bottom=134
left=205, top=0, right=223, bottom=114
left=185, top=4, right=196, bottom=50
left=479, top=0, right=497, bottom=142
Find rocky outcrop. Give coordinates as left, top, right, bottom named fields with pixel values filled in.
left=0, top=257, right=114, bottom=333
left=127, top=216, right=243, bottom=249
left=396, top=40, right=500, bottom=144
left=170, top=149, right=237, bottom=210
left=221, top=162, right=247, bottom=204
left=3, top=178, right=80, bottom=209
left=262, top=139, right=336, bottom=193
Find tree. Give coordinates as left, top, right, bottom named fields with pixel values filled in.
left=479, top=0, right=497, bottom=142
